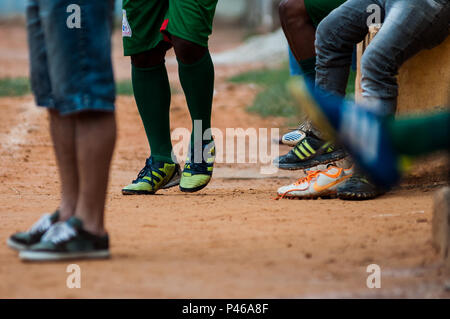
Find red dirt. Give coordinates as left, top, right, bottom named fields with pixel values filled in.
left=0, top=25, right=449, bottom=298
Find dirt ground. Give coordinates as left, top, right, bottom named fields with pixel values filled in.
left=0, top=25, right=449, bottom=298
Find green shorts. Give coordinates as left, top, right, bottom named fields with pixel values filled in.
left=304, top=0, right=347, bottom=27
left=122, top=0, right=218, bottom=56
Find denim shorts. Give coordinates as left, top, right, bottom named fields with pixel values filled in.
left=27, top=0, right=116, bottom=115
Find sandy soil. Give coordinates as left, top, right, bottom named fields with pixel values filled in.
left=0, top=25, right=449, bottom=298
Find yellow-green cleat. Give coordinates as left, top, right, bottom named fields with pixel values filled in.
left=122, top=157, right=181, bottom=195
left=180, top=140, right=215, bottom=193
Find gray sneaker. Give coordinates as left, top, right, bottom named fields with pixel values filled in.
left=7, top=210, right=59, bottom=251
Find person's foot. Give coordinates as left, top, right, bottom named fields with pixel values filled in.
left=122, top=157, right=181, bottom=195
left=180, top=140, right=215, bottom=193
left=19, top=217, right=109, bottom=261
left=337, top=173, right=386, bottom=200
left=273, top=130, right=347, bottom=170
left=288, top=76, right=400, bottom=187
left=277, top=165, right=353, bottom=199
left=7, top=211, right=60, bottom=251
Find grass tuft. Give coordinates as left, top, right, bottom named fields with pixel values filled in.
left=0, top=77, right=31, bottom=97
left=0, top=77, right=177, bottom=97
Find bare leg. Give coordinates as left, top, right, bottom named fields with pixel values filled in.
left=74, top=111, right=116, bottom=235
left=279, top=0, right=316, bottom=61
left=48, top=110, right=78, bottom=220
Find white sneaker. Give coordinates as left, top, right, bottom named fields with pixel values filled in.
left=277, top=166, right=353, bottom=199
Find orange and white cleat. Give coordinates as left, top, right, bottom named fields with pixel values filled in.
left=277, top=165, right=353, bottom=199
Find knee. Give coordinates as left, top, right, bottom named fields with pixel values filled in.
left=315, top=12, right=345, bottom=57
left=315, top=17, right=333, bottom=48
left=172, top=35, right=207, bottom=64
left=360, top=46, right=387, bottom=76
left=131, top=46, right=167, bottom=68
left=279, top=0, right=308, bottom=27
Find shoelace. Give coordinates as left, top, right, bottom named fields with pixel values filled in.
left=185, top=144, right=215, bottom=172
left=293, top=170, right=321, bottom=186
left=29, top=214, right=52, bottom=234
left=133, top=161, right=162, bottom=186
left=41, top=222, right=77, bottom=244
left=135, top=165, right=151, bottom=182
left=274, top=170, right=321, bottom=200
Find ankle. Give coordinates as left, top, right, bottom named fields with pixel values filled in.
left=74, top=206, right=106, bottom=236
left=58, top=202, right=76, bottom=221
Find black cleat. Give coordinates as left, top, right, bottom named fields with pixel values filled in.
left=273, top=131, right=347, bottom=170
left=337, top=173, right=387, bottom=200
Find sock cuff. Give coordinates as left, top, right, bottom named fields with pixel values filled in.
left=132, top=62, right=166, bottom=73
left=151, top=154, right=175, bottom=164
left=177, top=51, right=212, bottom=69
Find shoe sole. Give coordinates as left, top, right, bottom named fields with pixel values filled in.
left=179, top=182, right=209, bottom=193
left=276, top=150, right=348, bottom=170
left=279, top=192, right=338, bottom=200
left=282, top=140, right=302, bottom=147
left=162, top=170, right=181, bottom=189
left=337, top=191, right=383, bottom=201
left=6, top=238, right=27, bottom=251
left=122, top=189, right=156, bottom=195
left=122, top=169, right=181, bottom=195
left=19, top=250, right=110, bottom=261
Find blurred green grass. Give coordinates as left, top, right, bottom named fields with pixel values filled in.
left=0, top=77, right=178, bottom=97
left=0, top=77, right=30, bottom=97
left=228, top=64, right=356, bottom=118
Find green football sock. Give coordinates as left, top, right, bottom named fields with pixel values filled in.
left=178, top=51, right=214, bottom=146
left=132, top=64, right=173, bottom=163
left=299, top=56, right=316, bottom=83
left=387, top=111, right=450, bottom=156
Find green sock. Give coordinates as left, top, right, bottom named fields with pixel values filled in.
left=178, top=52, right=214, bottom=146
left=387, top=111, right=450, bottom=156
left=299, top=56, right=316, bottom=83
left=132, top=64, right=173, bottom=163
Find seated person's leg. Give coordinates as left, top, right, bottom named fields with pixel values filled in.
left=360, top=0, right=450, bottom=115
left=315, top=0, right=376, bottom=96
left=279, top=0, right=347, bottom=82
left=279, top=0, right=316, bottom=81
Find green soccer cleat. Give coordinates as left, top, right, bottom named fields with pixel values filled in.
left=122, top=157, right=181, bottom=195
left=179, top=140, right=215, bottom=193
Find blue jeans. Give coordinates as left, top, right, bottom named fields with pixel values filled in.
left=288, top=48, right=302, bottom=76
left=315, top=0, right=450, bottom=114
left=27, top=0, right=116, bottom=115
